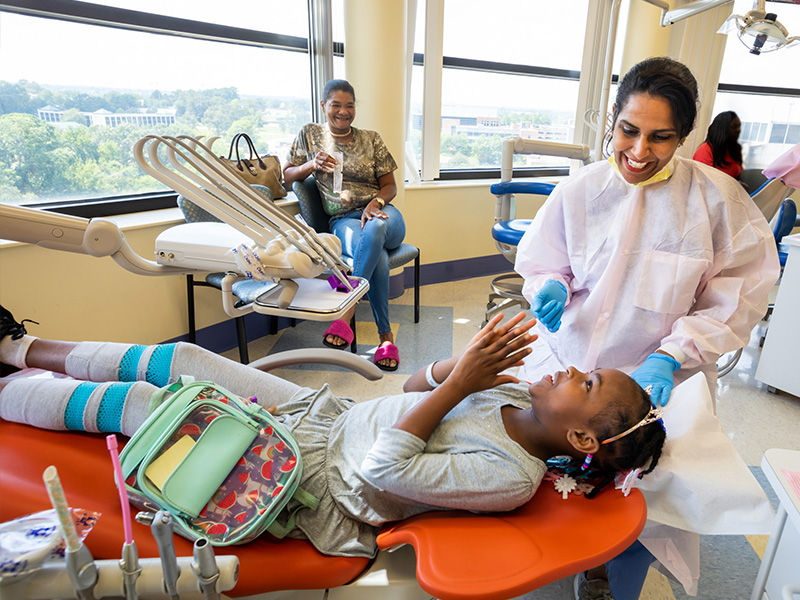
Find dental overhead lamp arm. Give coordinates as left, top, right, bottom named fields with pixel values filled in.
left=658, top=0, right=733, bottom=26
left=659, top=0, right=799, bottom=52
left=0, top=204, right=195, bottom=276
left=591, top=0, right=798, bottom=162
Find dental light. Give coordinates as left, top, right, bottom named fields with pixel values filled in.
left=660, top=0, right=799, bottom=55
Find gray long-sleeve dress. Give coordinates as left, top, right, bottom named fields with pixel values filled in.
left=275, top=382, right=546, bottom=557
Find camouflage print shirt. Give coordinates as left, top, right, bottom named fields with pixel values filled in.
left=286, top=123, right=398, bottom=217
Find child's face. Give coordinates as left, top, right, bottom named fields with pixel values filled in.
left=528, top=367, right=639, bottom=432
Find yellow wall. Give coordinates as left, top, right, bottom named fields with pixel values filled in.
left=2, top=178, right=794, bottom=344
left=0, top=185, right=550, bottom=343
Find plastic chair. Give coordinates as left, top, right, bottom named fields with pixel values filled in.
left=740, top=168, right=768, bottom=196
left=773, top=198, right=797, bottom=270
left=485, top=180, right=556, bottom=326
left=484, top=137, right=591, bottom=327
left=177, top=190, right=280, bottom=364
left=0, top=422, right=646, bottom=600
left=292, top=176, right=421, bottom=340
left=378, top=484, right=646, bottom=600
left=750, top=177, right=794, bottom=223
left=724, top=197, right=798, bottom=375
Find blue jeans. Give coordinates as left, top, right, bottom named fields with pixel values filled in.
left=606, top=540, right=654, bottom=600
left=329, top=205, right=406, bottom=335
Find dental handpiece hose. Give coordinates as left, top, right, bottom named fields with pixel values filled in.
left=136, top=510, right=181, bottom=600
left=191, top=538, right=221, bottom=600
left=43, top=465, right=98, bottom=600
left=107, top=435, right=141, bottom=600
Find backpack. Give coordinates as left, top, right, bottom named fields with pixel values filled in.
left=118, top=377, right=317, bottom=546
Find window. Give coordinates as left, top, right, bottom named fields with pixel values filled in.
left=0, top=1, right=312, bottom=213
left=411, top=0, right=589, bottom=179
left=712, top=0, right=800, bottom=168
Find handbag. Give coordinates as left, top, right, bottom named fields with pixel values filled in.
left=222, top=133, right=287, bottom=199
left=119, top=377, right=317, bottom=546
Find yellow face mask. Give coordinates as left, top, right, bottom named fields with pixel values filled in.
left=609, top=155, right=673, bottom=188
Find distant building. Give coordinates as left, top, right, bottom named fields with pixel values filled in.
left=37, top=105, right=65, bottom=123
left=88, top=108, right=175, bottom=127
left=36, top=106, right=176, bottom=127
left=411, top=106, right=573, bottom=144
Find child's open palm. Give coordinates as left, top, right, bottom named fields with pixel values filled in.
left=449, top=313, right=537, bottom=397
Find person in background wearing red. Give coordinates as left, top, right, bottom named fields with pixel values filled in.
left=693, top=111, right=746, bottom=188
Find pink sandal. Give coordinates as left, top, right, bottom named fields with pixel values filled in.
left=322, top=319, right=354, bottom=350
left=374, top=342, right=399, bottom=372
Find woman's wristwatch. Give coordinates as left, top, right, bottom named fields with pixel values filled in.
left=376, top=198, right=385, bottom=208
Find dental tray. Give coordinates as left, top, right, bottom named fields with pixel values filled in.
left=154, top=222, right=248, bottom=271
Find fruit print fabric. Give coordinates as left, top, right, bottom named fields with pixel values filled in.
left=126, top=386, right=298, bottom=544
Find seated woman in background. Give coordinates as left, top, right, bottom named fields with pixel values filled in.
left=282, top=79, right=404, bottom=372
left=0, top=307, right=665, bottom=559
left=693, top=110, right=745, bottom=184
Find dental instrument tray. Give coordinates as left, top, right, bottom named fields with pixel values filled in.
left=154, top=222, right=257, bottom=272
left=119, top=379, right=317, bottom=546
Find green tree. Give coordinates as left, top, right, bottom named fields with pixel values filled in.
left=471, top=135, right=503, bottom=165
left=0, top=113, right=60, bottom=196
left=446, top=153, right=472, bottom=168
left=60, top=126, right=97, bottom=163
left=203, top=98, right=249, bottom=135
left=0, top=81, right=37, bottom=115
left=105, top=92, right=142, bottom=112
left=440, top=133, right=472, bottom=157
left=61, top=108, right=87, bottom=125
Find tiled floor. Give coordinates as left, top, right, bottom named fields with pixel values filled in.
left=225, top=275, right=800, bottom=599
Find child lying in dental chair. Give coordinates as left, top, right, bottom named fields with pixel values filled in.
left=0, top=306, right=665, bottom=559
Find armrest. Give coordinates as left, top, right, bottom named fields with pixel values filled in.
left=377, top=485, right=646, bottom=600
left=248, top=348, right=383, bottom=381
left=490, top=181, right=556, bottom=197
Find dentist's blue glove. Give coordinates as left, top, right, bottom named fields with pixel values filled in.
left=531, top=280, right=568, bottom=333
left=631, top=353, right=681, bottom=407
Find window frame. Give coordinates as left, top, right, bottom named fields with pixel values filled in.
left=4, top=0, right=584, bottom=215
left=1, top=0, right=317, bottom=217
left=416, top=0, right=580, bottom=182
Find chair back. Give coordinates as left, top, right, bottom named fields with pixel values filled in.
left=751, top=178, right=792, bottom=223
left=774, top=198, right=797, bottom=268
left=292, top=176, right=331, bottom=234
left=177, top=185, right=274, bottom=224
left=177, top=195, right=222, bottom=223
left=740, top=168, right=768, bottom=195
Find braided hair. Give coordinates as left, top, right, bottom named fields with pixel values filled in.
left=584, top=383, right=667, bottom=499
left=704, top=111, right=743, bottom=169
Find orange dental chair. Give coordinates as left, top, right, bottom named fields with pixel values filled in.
left=0, top=419, right=647, bottom=600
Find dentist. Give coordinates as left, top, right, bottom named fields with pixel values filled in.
left=514, top=57, right=779, bottom=600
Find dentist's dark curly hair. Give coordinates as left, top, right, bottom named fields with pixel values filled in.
left=585, top=380, right=667, bottom=498
left=604, top=56, right=699, bottom=156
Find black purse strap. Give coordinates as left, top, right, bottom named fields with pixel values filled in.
left=228, top=134, right=267, bottom=170
left=226, top=133, right=244, bottom=160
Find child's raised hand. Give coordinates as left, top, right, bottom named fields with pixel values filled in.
left=448, top=312, right=537, bottom=397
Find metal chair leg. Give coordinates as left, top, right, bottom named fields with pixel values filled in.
left=235, top=316, right=249, bottom=364
left=413, top=252, right=420, bottom=324
left=187, top=274, right=197, bottom=344
left=350, top=315, right=358, bottom=354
